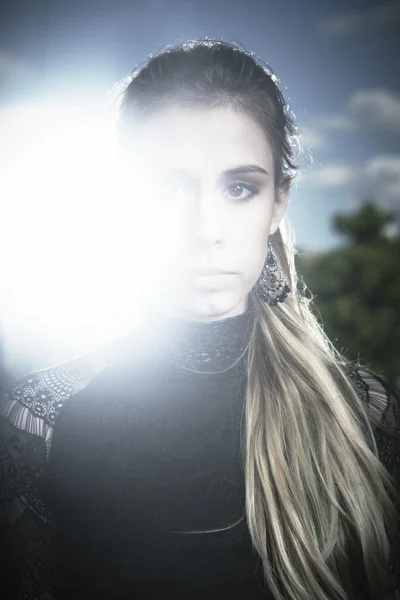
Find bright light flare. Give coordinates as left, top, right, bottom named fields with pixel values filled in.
left=0, top=100, right=185, bottom=366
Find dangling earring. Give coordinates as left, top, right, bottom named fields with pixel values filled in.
left=257, top=239, right=291, bottom=306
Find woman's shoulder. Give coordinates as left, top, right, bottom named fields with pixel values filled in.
left=0, top=335, right=130, bottom=434
left=342, top=362, right=400, bottom=478
left=343, top=362, right=400, bottom=432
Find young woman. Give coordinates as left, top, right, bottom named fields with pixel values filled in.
left=1, top=39, right=399, bottom=600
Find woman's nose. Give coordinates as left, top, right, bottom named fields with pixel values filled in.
left=191, top=194, right=224, bottom=248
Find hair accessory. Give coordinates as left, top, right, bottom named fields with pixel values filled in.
left=257, top=239, right=291, bottom=305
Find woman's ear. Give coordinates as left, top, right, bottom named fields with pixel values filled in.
left=269, top=181, right=290, bottom=236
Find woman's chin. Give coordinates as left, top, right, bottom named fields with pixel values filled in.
left=155, top=288, right=248, bottom=322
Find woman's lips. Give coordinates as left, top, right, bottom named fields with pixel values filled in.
left=186, top=271, right=236, bottom=288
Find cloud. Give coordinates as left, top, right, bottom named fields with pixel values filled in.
left=303, top=165, right=354, bottom=188
left=348, top=89, right=400, bottom=133
left=315, top=114, right=354, bottom=133
left=302, top=154, right=400, bottom=211
left=363, top=154, right=400, bottom=204
left=299, top=126, right=326, bottom=150
left=317, top=89, right=400, bottom=135
left=317, top=0, right=400, bottom=36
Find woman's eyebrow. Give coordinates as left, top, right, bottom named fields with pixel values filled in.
left=149, top=164, right=269, bottom=180
left=221, top=164, right=270, bottom=178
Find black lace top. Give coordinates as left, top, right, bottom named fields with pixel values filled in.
left=0, top=308, right=399, bottom=599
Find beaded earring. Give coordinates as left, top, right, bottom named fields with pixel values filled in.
left=257, top=239, right=291, bottom=306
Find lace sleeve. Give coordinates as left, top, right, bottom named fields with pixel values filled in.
left=347, top=365, right=400, bottom=597
left=0, top=388, right=61, bottom=598
left=0, top=355, right=105, bottom=600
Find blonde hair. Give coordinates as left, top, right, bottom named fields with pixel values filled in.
left=242, top=219, right=400, bottom=600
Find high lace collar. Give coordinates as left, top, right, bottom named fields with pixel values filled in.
left=138, top=305, right=255, bottom=374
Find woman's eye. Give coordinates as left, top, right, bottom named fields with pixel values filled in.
left=225, top=181, right=258, bottom=203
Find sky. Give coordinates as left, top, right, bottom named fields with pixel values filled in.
left=0, top=0, right=399, bottom=369
left=1, top=0, right=399, bottom=251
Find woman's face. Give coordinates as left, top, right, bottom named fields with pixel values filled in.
left=123, top=106, right=289, bottom=322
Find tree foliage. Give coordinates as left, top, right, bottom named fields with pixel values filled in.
left=296, top=201, right=400, bottom=387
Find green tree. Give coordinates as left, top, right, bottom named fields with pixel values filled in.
left=296, top=201, right=400, bottom=387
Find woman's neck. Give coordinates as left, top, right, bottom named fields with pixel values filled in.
left=140, top=301, right=255, bottom=374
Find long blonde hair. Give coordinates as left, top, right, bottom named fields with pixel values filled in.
left=243, top=220, right=399, bottom=600
left=116, top=38, right=400, bottom=600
